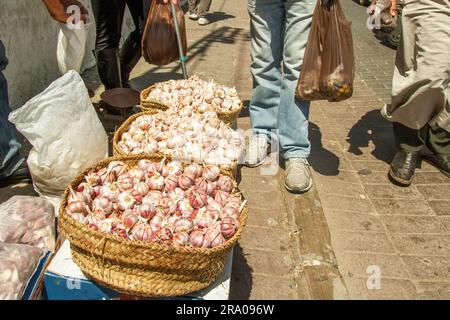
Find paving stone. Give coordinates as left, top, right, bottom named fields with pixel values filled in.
left=413, top=172, right=450, bottom=185
left=320, top=195, right=375, bottom=213
left=236, top=247, right=295, bottom=276
left=438, top=217, right=450, bottom=232
left=380, top=216, right=448, bottom=234
left=239, top=225, right=290, bottom=252
left=416, top=185, right=450, bottom=201
left=238, top=174, right=280, bottom=193
left=350, top=160, right=390, bottom=172
left=331, top=231, right=395, bottom=254
left=402, top=256, right=450, bottom=280
left=248, top=275, right=298, bottom=300
left=428, top=200, right=450, bottom=216
left=372, top=199, right=434, bottom=216
left=337, top=252, right=408, bottom=278
left=414, top=281, right=450, bottom=300
left=243, top=191, right=283, bottom=211
left=363, top=184, right=424, bottom=200
left=324, top=209, right=384, bottom=233
left=390, top=234, right=450, bottom=256
left=357, top=170, right=391, bottom=184
left=245, top=207, right=286, bottom=229
left=344, top=277, right=417, bottom=300
left=316, top=181, right=366, bottom=198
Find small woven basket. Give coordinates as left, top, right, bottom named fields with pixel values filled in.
left=113, top=112, right=238, bottom=177
left=140, top=85, right=243, bottom=126
left=58, top=155, right=248, bottom=297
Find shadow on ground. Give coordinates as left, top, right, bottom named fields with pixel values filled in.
left=346, top=109, right=396, bottom=164
left=229, top=243, right=253, bottom=300
left=309, top=122, right=341, bottom=176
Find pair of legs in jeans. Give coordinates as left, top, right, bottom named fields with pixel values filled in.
left=0, top=40, right=25, bottom=183
left=246, top=0, right=315, bottom=192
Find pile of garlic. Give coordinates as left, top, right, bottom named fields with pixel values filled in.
left=145, top=75, right=242, bottom=114
left=118, top=108, right=243, bottom=165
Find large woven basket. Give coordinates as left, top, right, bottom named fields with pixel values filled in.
left=58, top=155, right=248, bottom=297
left=140, top=85, right=243, bottom=126
left=113, top=112, right=238, bottom=177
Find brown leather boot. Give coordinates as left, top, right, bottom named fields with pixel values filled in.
left=422, top=153, right=450, bottom=178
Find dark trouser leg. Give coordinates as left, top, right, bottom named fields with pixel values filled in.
left=197, top=0, right=212, bottom=17
left=393, top=122, right=424, bottom=153
left=120, top=0, right=145, bottom=88
left=0, top=41, right=24, bottom=180
left=91, top=0, right=126, bottom=89
left=426, top=124, right=450, bottom=156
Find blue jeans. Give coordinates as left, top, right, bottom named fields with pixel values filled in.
left=0, top=40, right=23, bottom=179
left=248, top=0, right=315, bottom=159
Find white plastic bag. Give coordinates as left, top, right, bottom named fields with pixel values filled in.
left=0, top=196, right=55, bottom=251
left=9, top=70, right=108, bottom=199
left=56, top=21, right=91, bottom=74
left=0, top=243, right=45, bottom=300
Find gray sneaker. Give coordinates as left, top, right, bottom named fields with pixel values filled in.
left=244, top=134, right=270, bottom=168
left=284, top=158, right=313, bottom=193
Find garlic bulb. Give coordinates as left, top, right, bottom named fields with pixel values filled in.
left=145, top=75, right=242, bottom=114
left=118, top=110, right=243, bottom=165
left=67, top=159, right=244, bottom=248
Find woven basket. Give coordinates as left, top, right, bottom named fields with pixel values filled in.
left=113, top=112, right=238, bottom=177
left=140, top=86, right=170, bottom=113
left=140, top=85, right=243, bottom=126
left=58, top=155, right=247, bottom=297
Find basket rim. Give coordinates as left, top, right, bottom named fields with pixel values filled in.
left=140, top=83, right=244, bottom=117
left=59, top=154, right=248, bottom=256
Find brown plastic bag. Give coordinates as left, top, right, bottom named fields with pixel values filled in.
left=296, top=0, right=355, bottom=102
left=142, top=0, right=187, bottom=66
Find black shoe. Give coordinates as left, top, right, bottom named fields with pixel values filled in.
left=422, top=153, right=450, bottom=178
left=388, top=150, right=420, bottom=186
left=0, top=161, right=32, bottom=188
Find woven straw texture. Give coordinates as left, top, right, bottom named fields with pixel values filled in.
left=140, top=85, right=243, bottom=126
left=112, top=112, right=238, bottom=177
left=140, top=86, right=170, bottom=112
left=58, top=155, right=248, bottom=297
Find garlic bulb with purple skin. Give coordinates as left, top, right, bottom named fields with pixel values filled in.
left=133, top=181, right=150, bottom=196
left=100, top=183, right=120, bottom=201
left=206, top=228, right=225, bottom=248
left=68, top=187, right=92, bottom=206
left=173, top=232, right=189, bottom=247
left=202, top=165, right=220, bottom=181
left=173, top=218, right=194, bottom=234
left=184, top=163, right=203, bottom=179
left=92, top=197, right=113, bottom=215
left=122, top=211, right=140, bottom=229
left=69, top=212, right=87, bottom=225
left=189, top=190, right=208, bottom=209
left=127, top=168, right=145, bottom=181
left=216, top=175, right=234, bottom=192
left=66, top=201, right=87, bottom=215
left=164, top=174, right=179, bottom=192
left=214, top=189, right=229, bottom=206
left=147, top=174, right=165, bottom=191
left=107, top=161, right=128, bottom=177
left=116, top=175, right=133, bottom=191
left=189, top=230, right=211, bottom=248
left=220, top=216, right=239, bottom=239
left=178, top=174, right=195, bottom=190
left=136, top=203, right=156, bottom=220
left=131, top=224, right=153, bottom=242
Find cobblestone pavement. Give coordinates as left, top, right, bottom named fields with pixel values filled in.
left=1, top=0, right=448, bottom=300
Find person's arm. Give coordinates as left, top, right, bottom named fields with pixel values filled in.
left=390, top=0, right=397, bottom=16
left=42, top=0, right=88, bottom=24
